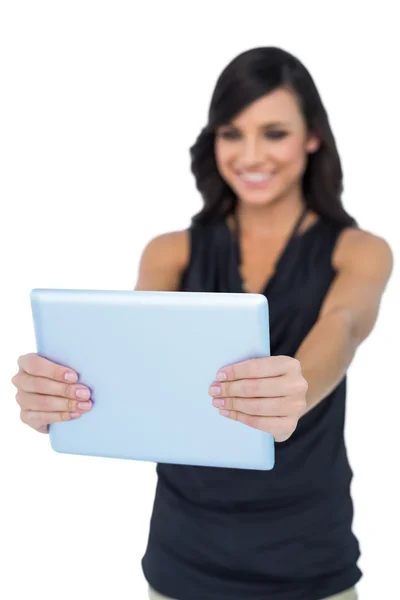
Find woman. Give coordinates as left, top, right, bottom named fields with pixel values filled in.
left=12, top=47, right=393, bottom=600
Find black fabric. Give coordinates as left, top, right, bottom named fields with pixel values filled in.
left=142, top=217, right=362, bottom=600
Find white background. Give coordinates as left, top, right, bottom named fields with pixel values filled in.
left=1, top=2, right=399, bottom=599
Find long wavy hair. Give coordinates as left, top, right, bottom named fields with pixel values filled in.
left=190, top=47, right=356, bottom=227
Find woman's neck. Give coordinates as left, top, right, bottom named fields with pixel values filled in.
left=236, top=193, right=306, bottom=239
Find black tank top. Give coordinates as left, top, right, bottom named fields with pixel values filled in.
left=142, top=216, right=362, bottom=600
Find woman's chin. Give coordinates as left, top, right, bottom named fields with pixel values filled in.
left=236, top=190, right=277, bottom=207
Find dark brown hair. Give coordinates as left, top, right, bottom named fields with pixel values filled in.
left=190, top=46, right=356, bottom=227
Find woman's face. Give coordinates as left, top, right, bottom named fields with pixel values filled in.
left=214, top=87, right=319, bottom=207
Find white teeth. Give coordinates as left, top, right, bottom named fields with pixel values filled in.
left=240, top=172, right=272, bottom=183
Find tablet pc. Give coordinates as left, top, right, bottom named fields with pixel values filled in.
left=30, top=289, right=274, bottom=470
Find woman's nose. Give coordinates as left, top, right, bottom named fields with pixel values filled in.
left=239, top=138, right=264, bottom=168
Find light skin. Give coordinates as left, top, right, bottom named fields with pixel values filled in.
left=12, top=88, right=393, bottom=443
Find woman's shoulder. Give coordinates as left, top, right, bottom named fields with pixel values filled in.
left=143, top=229, right=190, bottom=263
left=135, top=229, right=190, bottom=291
left=332, top=225, right=393, bottom=274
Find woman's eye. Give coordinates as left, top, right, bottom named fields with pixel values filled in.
left=218, top=130, right=240, bottom=140
left=265, top=130, right=288, bottom=140
left=217, top=129, right=288, bottom=141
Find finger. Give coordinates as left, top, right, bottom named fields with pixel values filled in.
left=16, top=391, right=92, bottom=413
left=212, top=396, right=289, bottom=417
left=218, top=410, right=297, bottom=442
left=210, top=378, right=285, bottom=399
left=17, top=353, right=78, bottom=383
left=13, top=372, right=90, bottom=401
left=20, top=408, right=83, bottom=431
left=216, top=356, right=298, bottom=382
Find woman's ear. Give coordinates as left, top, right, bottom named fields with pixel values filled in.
left=305, top=134, right=320, bottom=154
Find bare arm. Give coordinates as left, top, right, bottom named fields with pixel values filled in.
left=295, top=228, right=393, bottom=414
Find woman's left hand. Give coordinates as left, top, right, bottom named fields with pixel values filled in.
left=208, top=356, right=308, bottom=442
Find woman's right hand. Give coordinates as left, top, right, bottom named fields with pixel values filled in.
left=12, top=353, right=92, bottom=434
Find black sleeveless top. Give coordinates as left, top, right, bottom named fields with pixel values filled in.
left=142, top=216, right=362, bottom=600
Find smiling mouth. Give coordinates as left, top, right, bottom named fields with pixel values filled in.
left=238, top=172, right=275, bottom=186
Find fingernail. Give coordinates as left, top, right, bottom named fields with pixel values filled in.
left=209, top=385, right=221, bottom=396
left=70, top=412, right=81, bottom=419
left=76, top=389, right=90, bottom=400
left=216, top=371, right=227, bottom=381
left=219, top=409, right=230, bottom=417
left=65, top=372, right=78, bottom=383
left=77, top=401, right=92, bottom=411
left=213, top=399, right=225, bottom=408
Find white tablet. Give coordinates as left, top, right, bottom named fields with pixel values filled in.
left=30, top=289, right=274, bottom=470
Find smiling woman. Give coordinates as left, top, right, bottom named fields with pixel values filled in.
left=12, top=46, right=392, bottom=600
left=139, top=47, right=392, bottom=600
